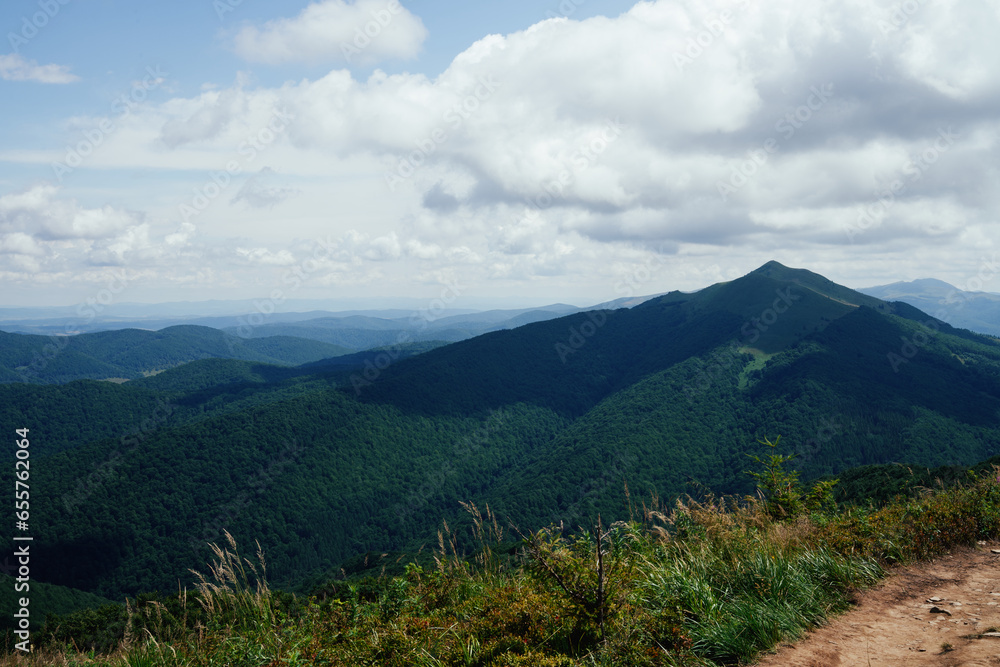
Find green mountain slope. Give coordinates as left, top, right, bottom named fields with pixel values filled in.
left=0, top=574, right=114, bottom=631
left=127, top=358, right=297, bottom=394
left=6, top=261, right=1000, bottom=603
left=484, top=305, right=1000, bottom=530
left=750, top=260, right=887, bottom=309
left=24, top=396, right=566, bottom=598
left=0, top=381, right=171, bottom=458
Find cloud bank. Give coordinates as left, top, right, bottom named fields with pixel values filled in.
left=3, top=0, right=999, bottom=303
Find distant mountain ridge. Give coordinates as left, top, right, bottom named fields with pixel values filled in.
left=216, top=305, right=589, bottom=349
left=7, top=261, right=1000, bottom=606
left=859, top=278, right=1000, bottom=336
left=0, top=325, right=351, bottom=383
left=0, top=299, right=665, bottom=337
left=0, top=301, right=670, bottom=383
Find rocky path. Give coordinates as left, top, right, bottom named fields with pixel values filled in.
left=754, top=541, right=1000, bottom=666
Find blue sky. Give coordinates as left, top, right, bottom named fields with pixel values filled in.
left=1, top=0, right=998, bottom=309
left=1, top=1, right=631, bottom=164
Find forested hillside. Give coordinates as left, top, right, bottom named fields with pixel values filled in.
left=4, top=261, right=1000, bottom=610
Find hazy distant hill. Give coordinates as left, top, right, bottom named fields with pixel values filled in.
left=0, top=325, right=351, bottom=384
left=0, top=304, right=487, bottom=336
left=859, top=278, right=1000, bottom=337
left=0, top=301, right=666, bottom=348
left=216, top=305, right=586, bottom=348
left=7, top=261, right=1000, bottom=603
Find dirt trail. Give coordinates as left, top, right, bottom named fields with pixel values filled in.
left=754, top=541, right=1000, bottom=666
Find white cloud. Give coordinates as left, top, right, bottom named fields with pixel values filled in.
left=231, top=0, right=428, bottom=67
left=364, top=232, right=402, bottom=260
left=165, top=222, right=197, bottom=247
left=405, top=239, right=442, bottom=259
left=4, top=0, right=1000, bottom=303
left=888, top=0, right=1000, bottom=100
left=0, top=185, right=138, bottom=240
left=0, top=53, right=79, bottom=84
left=160, top=84, right=248, bottom=148
left=0, top=232, right=43, bottom=256
left=0, top=186, right=178, bottom=281
left=235, top=246, right=298, bottom=266
left=88, top=225, right=154, bottom=266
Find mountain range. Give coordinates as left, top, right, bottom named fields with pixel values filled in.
left=0, top=326, right=352, bottom=384
left=0, top=297, right=650, bottom=337
left=859, top=277, right=1000, bottom=337
left=3, top=261, right=1000, bottom=615
left=0, top=300, right=664, bottom=384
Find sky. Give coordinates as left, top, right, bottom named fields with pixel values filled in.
left=0, top=0, right=998, bottom=310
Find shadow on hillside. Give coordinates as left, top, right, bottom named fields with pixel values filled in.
left=348, top=305, right=742, bottom=419
left=30, top=534, right=126, bottom=594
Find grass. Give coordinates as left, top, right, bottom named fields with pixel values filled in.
left=6, top=469, right=1000, bottom=666
left=735, top=348, right=772, bottom=390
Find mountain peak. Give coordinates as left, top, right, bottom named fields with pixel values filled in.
left=748, top=260, right=828, bottom=281
left=746, top=261, right=877, bottom=296
left=859, top=278, right=961, bottom=301
left=752, top=260, right=791, bottom=273
left=747, top=260, right=836, bottom=286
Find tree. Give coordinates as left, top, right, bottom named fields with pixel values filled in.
left=746, top=436, right=803, bottom=519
